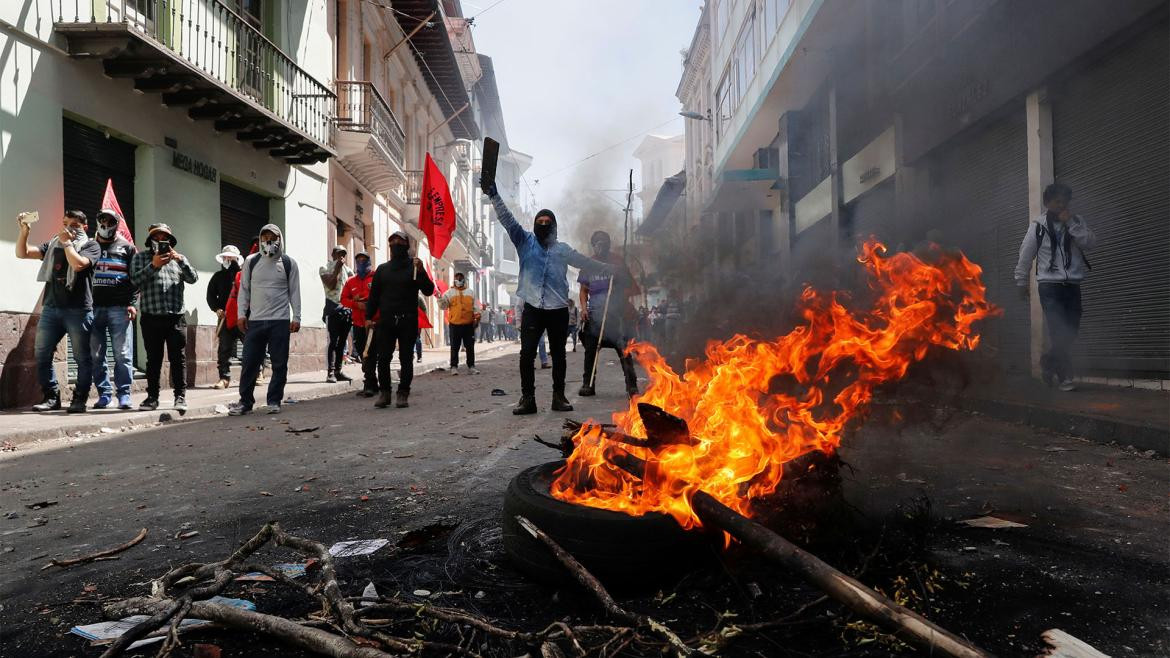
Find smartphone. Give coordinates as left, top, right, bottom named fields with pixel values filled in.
left=158, top=242, right=172, bottom=254
left=19, top=211, right=39, bottom=225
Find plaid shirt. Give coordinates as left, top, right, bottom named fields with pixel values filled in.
left=130, top=252, right=198, bottom=315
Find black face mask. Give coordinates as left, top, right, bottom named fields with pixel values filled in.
left=390, top=243, right=409, bottom=259
left=592, top=243, right=610, bottom=259
left=534, top=224, right=552, bottom=243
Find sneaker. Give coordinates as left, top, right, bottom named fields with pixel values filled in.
left=359, top=386, right=378, bottom=398
left=256, top=375, right=268, bottom=385
left=513, top=395, right=537, bottom=415
left=468, top=367, right=480, bottom=375
left=67, top=397, right=88, bottom=414
left=416, top=356, right=422, bottom=362
left=32, top=392, right=61, bottom=412
left=336, top=371, right=352, bottom=382
left=551, top=393, right=574, bottom=412
left=227, top=402, right=252, bottom=416
left=139, top=397, right=160, bottom=411
left=266, top=404, right=281, bottom=415
left=395, top=391, right=409, bottom=408
left=578, top=385, right=596, bottom=397
left=1058, top=379, right=1077, bottom=392
left=174, top=395, right=187, bottom=412
left=117, top=394, right=133, bottom=410
left=450, top=369, right=460, bottom=376
left=326, top=371, right=337, bottom=383
left=540, top=362, right=551, bottom=370
left=211, top=378, right=231, bottom=389
left=93, top=394, right=112, bottom=409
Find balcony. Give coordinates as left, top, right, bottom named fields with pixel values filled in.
left=453, top=140, right=472, bottom=172
left=335, top=81, right=406, bottom=195
left=404, top=170, right=423, bottom=205
left=53, top=0, right=335, bottom=164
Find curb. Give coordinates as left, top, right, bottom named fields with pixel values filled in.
left=959, top=397, right=1169, bottom=456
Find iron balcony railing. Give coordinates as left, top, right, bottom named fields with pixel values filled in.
left=336, top=80, right=406, bottom=168
left=404, top=170, right=423, bottom=205
left=54, top=0, right=335, bottom=148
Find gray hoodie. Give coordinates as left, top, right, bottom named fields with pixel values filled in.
left=238, top=224, right=302, bottom=323
left=1013, top=214, right=1097, bottom=286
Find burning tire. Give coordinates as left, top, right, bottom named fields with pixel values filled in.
left=502, top=461, right=714, bottom=587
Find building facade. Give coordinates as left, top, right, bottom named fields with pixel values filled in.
left=667, top=0, right=1169, bottom=383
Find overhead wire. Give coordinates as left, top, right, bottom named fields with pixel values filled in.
left=531, top=115, right=683, bottom=183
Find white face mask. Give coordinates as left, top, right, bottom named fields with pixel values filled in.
left=260, top=240, right=281, bottom=257
left=455, top=279, right=466, bottom=289
left=96, top=224, right=117, bottom=240
left=221, top=259, right=235, bottom=269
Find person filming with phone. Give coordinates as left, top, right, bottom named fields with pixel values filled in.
left=130, top=223, right=198, bottom=412
left=15, top=209, right=102, bottom=413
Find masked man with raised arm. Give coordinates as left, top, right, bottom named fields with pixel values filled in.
left=481, top=180, right=617, bottom=415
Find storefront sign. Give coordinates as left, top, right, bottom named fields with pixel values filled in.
left=171, top=150, right=217, bottom=182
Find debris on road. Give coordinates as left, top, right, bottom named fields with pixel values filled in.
left=42, top=528, right=147, bottom=570
left=176, top=530, right=200, bottom=540
left=24, top=500, right=58, bottom=510
left=285, top=426, right=320, bottom=434
left=328, top=538, right=389, bottom=557
left=1040, top=628, right=1109, bottom=658
left=959, top=516, right=1028, bottom=529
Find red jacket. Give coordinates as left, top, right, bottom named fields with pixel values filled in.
left=341, top=272, right=377, bottom=325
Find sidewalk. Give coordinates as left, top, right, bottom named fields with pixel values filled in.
left=0, top=341, right=520, bottom=448
left=945, top=375, right=1168, bottom=454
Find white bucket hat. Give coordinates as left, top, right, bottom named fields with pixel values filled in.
left=215, top=244, right=242, bottom=265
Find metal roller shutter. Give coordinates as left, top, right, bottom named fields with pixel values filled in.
left=1052, top=21, right=1170, bottom=377
left=219, top=181, right=270, bottom=254
left=928, top=108, right=1030, bottom=373
left=62, top=118, right=138, bottom=381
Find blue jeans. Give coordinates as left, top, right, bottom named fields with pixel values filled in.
left=91, top=306, right=134, bottom=397
left=35, top=306, right=94, bottom=398
left=238, top=320, right=290, bottom=408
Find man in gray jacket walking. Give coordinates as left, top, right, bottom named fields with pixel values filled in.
left=1014, top=183, right=1097, bottom=391
left=230, top=224, right=302, bottom=415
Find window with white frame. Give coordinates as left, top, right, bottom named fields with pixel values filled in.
left=762, top=0, right=791, bottom=45
left=714, top=8, right=760, bottom=143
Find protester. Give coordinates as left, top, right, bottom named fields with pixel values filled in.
left=16, top=210, right=101, bottom=412
left=482, top=181, right=614, bottom=415
left=89, top=209, right=138, bottom=410
left=663, top=294, right=684, bottom=350
left=130, top=223, right=198, bottom=412
left=481, top=304, right=495, bottom=343
left=1014, top=182, right=1097, bottom=392
left=637, top=305, right=650, bottom=342
left=341, top=251, right=377, bottom=396
left=567, top=299, right=580, bottom=353
left=495, top=306, right=509, bottom=343
left=229, top=224, right=301, bottom=415
left=578, top=230, right=639, bottom=398
left=366, top=231, right=434, bottom=409
left=440, top=271, right=479, bottom=375
left=320, top=245, right=353, bottom=383
left=207, top=244, right=242, bottom=389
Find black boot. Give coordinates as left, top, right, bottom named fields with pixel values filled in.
left=513, top=395, right=537, bottom=415
left=395, top=390, right=409, bottom=408
left=67, top=393, right=88, bottom=414
left=626, top=382, right=639, bottom=399
left=358, top=385, right=378, bottom=398
left=32, top=390, right=61, bottom=412
left=578, top=384, right=596, bottom=397
left=551, top=392, right=573, bottom=412
left=375, top=390, right=393, bottom=409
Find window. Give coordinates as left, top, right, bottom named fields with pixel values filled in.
left=714, top=10, right=759, bottom=143
left=713, top=0, right=729, bottom=44
left=762, top=0, right=790, bottom=45
left=715, top=69, right=733, bottom=141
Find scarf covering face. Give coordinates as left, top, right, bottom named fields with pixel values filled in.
left=36, top=231, right=89, bottom=291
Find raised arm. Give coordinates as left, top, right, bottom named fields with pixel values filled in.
left=1067, top=214, right=1097, bottom=251
left=15, top=218, right=43, bottom=260
left=488, top=193, right=529, bottom=248
left=565, top=246, right=616, bottom=276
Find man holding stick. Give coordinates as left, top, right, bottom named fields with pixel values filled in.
left=366, top=231, right=434, bottom=409
left=481, top=180, right=616, bottom=415
left=341, top=251, right=378, bottom=397
left=207, top=245, right=242, bottom=389
left=578, top=230, right=639, bottom=399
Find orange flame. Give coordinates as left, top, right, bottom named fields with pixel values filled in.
left=550, top=241, right=998, bottom=528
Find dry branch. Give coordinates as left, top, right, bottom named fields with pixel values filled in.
left=42, top=528, right=147, bottom=570
left=515, top=515, right=694, bottom=657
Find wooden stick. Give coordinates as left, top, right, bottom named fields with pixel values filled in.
left=42, top=528, right=147, bottom=570
left=689, top=492, right=992, bottom=658
left=515, top=515, right=693, bottom=656
left=362, top=326, right=375, bottom=360
left=587, top=275, right=614, bottom=389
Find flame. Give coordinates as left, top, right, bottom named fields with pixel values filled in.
left=550, top=241, right=998, bottom=528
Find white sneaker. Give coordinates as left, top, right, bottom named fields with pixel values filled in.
left=266, top=404, right=282, bottom=414
left=227, top=402, right=252, bottom=416
left=450, top=369, right=460, bottom=376
left=1058, top=379, right=1077, bottom=392
left=468, top=367, right=480, bottom=375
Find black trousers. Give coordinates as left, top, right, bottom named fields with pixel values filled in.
left=324, top=300, right=350, bottom=373
left=216, top=323, right=238, bottom=380
left=357, top=326, right=381, bottom=390
left=141, top=312, right=186, bottom=398
left=376, top=314, right=418, bottom=392
left=520, top=303, right=568, bottom=397
left=1038, top=282, right=1083, bottom=381
left=580, top=323, right=637, bottom=389
left=352, top=326, right=369, bottom=364
left=450, top=323, right=476, bottom=368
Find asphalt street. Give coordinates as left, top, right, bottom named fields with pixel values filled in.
left=1, top=346, right=1166, bottom=656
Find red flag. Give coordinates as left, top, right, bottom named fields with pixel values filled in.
left=100, top=179, right=134, bottom=242
left=425, top=262, right=449, bottom=296
left=418, top=306, right=433, bottom=329
left=418, top=153, right=456, bottom=259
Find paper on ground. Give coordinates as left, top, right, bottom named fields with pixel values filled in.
left=1040, top=628, right=1110, bottom=658
left=71, top=597, right=255, bottom=648
left=959, top=516, right=1028, bottom=529
left=329, top=538, right=389, bottom=557
left=237, top=562, right=308, bottom=581
left=360, top=582, right=378, bottom=608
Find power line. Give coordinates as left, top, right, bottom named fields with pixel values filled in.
left=468, top=0, right=509, bottom=21
left=531, top=116, right=683, bottom=183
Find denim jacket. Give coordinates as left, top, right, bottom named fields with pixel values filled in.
left=490, top=193, right=612, bottom=309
